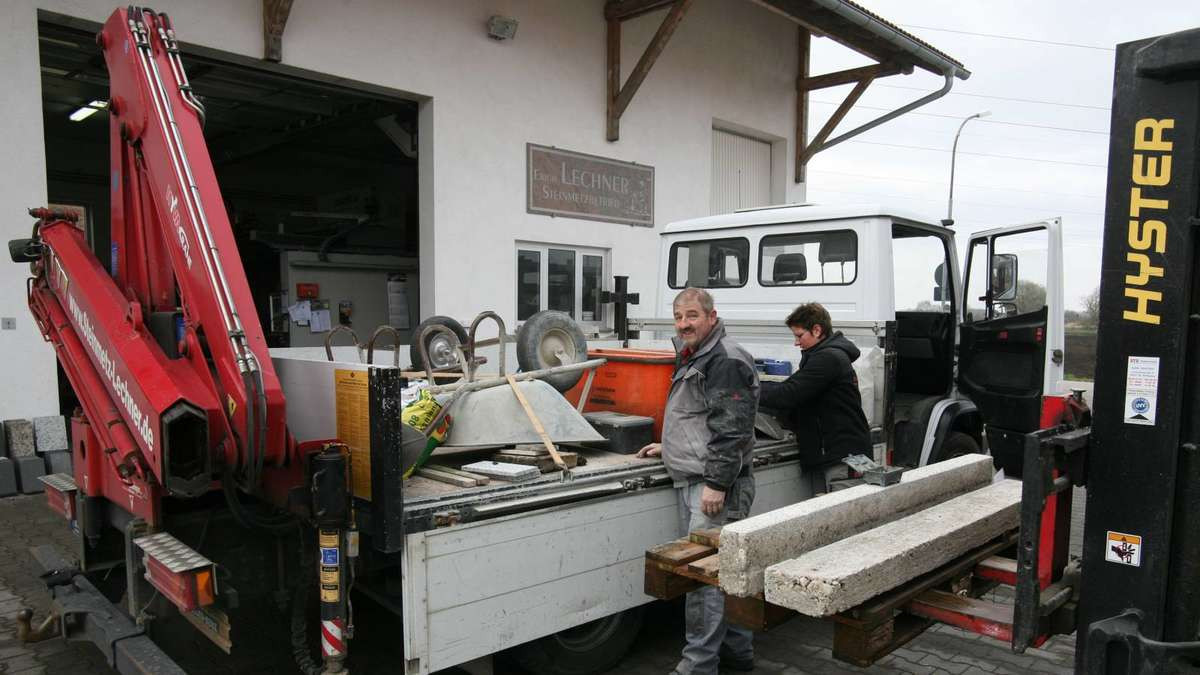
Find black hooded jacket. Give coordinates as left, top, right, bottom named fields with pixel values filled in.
left=759, top=331, right=871, bottom=465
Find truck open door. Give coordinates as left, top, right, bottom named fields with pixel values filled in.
left=957, top=218, right=1064, bottom=475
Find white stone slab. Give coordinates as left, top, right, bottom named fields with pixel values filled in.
left=719, top=454, right=994, bottom=597
left=459, top=460, right=541, bottom=482
left=764, top=478, right=1022, bottom=617
left=33, top=415, right=68, bottom=454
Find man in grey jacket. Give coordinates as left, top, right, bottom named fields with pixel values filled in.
left=638, top=288, right=760, bottom=675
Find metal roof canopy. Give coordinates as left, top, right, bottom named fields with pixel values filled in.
left=604, top=0, right=970, bottom=182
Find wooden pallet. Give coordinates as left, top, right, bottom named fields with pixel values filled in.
left=643, top=528, right=798, bottom=632
left=644, top=527, right=1023, bottom=664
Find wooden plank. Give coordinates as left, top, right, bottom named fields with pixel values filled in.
left=834, top=612, right=930, bottom=667
left=604, top=0, right=676, bottom=21
left=645, top=560, right=701, bottom=599
left=415, top=467, right=477, bottom=488
left=687, top=554, right=720, bottom=579
left=646, top=539, right=714, bottom=566
left=978, top=556, right=1018, bottom=574
left=493, top=451, right=579, bottom=472
left=799, top=75, right=873, bottom=165
left=424, top=464, right=490, bottom=485
left=688, top=527, right=722, bottom=548
left=795, top=27, right=810, bottom=183
left=262, top=0, right=293, bottom=62
left=506, top=374, right=569, bottom=472
left=909, top=589, right=1014, bottom=626
left=726, top=593, right=796, bottom=632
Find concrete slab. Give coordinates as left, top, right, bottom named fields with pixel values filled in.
left=15, top=456, right=46, bottom=494
left=0, top=458, right=16, bottom=497
left=3, top=420, right=34, bottom=458
left=719, top=454, right=995, bottom=597
left=32, top=416, right=68, bottom=454
left=459, top=460, right=541, bottom=482
left=764, top=478, right=1022, bottom=617
left=43, top=450, right=72, bottom=476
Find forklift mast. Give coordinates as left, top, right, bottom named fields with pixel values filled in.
left=1079, top=27, right=1200, bottom=670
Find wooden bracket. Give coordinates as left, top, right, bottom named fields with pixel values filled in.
left=605, top=0, right=694, bottom=141
left=796, top=60, right=907, bottom=171
left=263, top=0, right=294, bottom=63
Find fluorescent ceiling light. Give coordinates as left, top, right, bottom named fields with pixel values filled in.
left=68, top=100, right=108, bottom=122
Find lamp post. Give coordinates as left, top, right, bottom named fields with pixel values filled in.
left=941, top=110, right=991, bottom=227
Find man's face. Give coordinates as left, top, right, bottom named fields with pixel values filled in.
left=674, top=300, right=718, bottom=349
left=790, top=323, right=823, bottom=350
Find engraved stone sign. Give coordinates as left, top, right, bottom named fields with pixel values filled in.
left=527, top=143, right=654, bottom=226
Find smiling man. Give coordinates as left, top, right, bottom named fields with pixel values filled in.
left=638, top=287, right=759, bottom=675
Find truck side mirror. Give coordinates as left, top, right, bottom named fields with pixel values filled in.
left=991, top=254, right=1018, bottom=302
left=932, top=262, right=947, bottom=302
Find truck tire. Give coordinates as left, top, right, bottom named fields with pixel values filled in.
left=515, top=310, right=588, bottom=392
left=933, top=431, right=980, bottom=462
left=410, top=315, right=469, bottom=371
left=508, top=606, right=644, bottom=675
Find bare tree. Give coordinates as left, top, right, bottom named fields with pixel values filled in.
left=1082, top=286, right=1101, bottom=325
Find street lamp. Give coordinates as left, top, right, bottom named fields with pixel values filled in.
left=941, top=110, right=991, bottom=227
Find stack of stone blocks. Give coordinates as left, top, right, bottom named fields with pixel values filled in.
left=0, top=416, right=72, bottom=496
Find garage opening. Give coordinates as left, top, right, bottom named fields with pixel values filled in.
left=37, top=13, right=421, bottom=358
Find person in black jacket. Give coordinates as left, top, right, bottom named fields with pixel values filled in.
left=760, top=302, right=871, bottom=470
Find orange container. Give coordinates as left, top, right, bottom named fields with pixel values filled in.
left=564, top=348, right=677, bottom=442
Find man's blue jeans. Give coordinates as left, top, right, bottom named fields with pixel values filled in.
left=673, top=477, right=755, bottom=675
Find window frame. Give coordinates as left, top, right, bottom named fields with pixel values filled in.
left=757, top=229, right=859, bottom=287
left=515, top=242, right=610, bottom=328
left=666, top=236, right=751, bottom=290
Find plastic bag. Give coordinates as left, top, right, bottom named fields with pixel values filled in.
left=401, top=389, right=452, bottom=478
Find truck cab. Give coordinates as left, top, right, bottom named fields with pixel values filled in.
left=646, top=203, right=1064, bottom=469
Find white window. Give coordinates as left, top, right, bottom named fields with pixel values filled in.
left=516, top=243, right=608, bottom=327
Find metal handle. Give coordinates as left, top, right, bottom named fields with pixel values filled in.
left=366, top=325, right=402, bottom=367
left=467, top=311, right=507, bottom=381
left=324, top=325, right=361, bottom=362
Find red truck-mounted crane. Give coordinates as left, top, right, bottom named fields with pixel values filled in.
left=11, top=7, right=349, bottom=673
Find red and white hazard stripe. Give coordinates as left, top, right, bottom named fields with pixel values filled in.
left=321, top=618, right=346, bottom=657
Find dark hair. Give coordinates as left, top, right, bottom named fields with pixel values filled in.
left=785, top=302, right=831, bottom=338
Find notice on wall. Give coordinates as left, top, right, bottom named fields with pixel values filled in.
left=1123, top=355, right=1160, bottom=426
left=1105, top=530, right=1142, bottom=567
left=527, top=143, right=654, bottom=226
left=387, top=273, right=411, bottom=330
left=335, top=369, right=372, bottom=500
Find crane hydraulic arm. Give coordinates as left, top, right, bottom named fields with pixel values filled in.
left=11, top=6, right=287, bottom=525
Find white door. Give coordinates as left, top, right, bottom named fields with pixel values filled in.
left=711, top=129, right=771, bottom=214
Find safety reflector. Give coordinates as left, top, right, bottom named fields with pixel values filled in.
left=133, top=531, right=217, bottom=612
left=38, top=473, right=77, bottom=521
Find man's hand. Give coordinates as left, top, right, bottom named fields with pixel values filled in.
left=700, top=485, right=726, bottom=516
left=636, top=443, right=662, bottom=458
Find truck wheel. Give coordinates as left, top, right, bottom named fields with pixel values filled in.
left=410, top=315, right=469, bottom=371
left=515, top=310, right=588, bottom=392
left=507, top=606, right=644, bottom=675
left=934, top=431, right=980, bottom=462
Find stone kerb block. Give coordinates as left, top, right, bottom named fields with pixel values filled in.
left=33, top=415, right=69, bottom=454
left=3, top=419, right=35, bottom=457
left=764, top=478, right=1022, bottom=617
left=15, top=455, right=46, bottom=493
left=44, top=450, right=73, bottom=476
left=718, top=454, right=994, bottom=598
left=0, top=458, right=16, bottom=497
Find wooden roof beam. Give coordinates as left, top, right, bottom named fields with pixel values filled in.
left=263, top=0, right=293, bottom=62
left=606, top=0, right=694, bottom=142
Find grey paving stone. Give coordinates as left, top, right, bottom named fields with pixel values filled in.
left=3, top=420, right=35, bottom=457
left=42, top=450, right=71, bottom=476
left=15, top=456, right=45, bottom=494
left=0, top=458, right=17, bottom=497
left=31, top=416, right=67, bottom=454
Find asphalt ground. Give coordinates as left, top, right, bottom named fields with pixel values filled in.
left=0, top=487, right=1087, bottom=674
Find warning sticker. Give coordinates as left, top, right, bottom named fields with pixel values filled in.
left=321, top=547, right=339, bottom=566
left=1124, top=356, right=1160, bottom=426
left=1106, top=531, right=1143, bottom=567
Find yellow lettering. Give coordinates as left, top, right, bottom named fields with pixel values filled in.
left=1125, top=252, right=1164, bottom=285
left=1124, top=287, right=1162, bottom=325
left=1134, top=118, right=1174, bottom=152
left=1129, top=187, right=1169, bottom=218
left=1132, top=154, right=1171, bottom=186
left=1128, top=219, right=1167, bottom=253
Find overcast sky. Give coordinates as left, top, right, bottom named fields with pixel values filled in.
left=801, top=1, right=1199, bottom=310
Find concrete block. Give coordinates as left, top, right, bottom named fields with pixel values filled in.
left=3, top=419, right=35, bottom=457
left=15, top=455, right=46, bottom=494
left=719, top=454, right=994, bottom=597
left=764, top=478, right=1022, bottom=617
left=0, top=458, right=16, bottom=497
left=33, top=416, right=68, bottom=454
left=43, top=450, right=73, bottom=476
